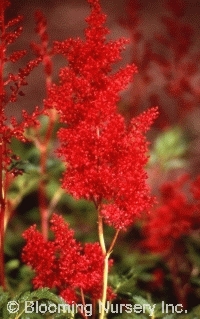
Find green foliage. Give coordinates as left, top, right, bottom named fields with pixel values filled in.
left=0, top=288, right=72, bottom=319
left=149, top=126, right=188, bottom=170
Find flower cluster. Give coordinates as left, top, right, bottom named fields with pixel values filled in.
left=119, top=0, right=200, bottom=128
left=143, top=175, right=197, bottom=254
left=22, top=213, right=113, bottom=303
left=45, top=0, right=158, bottom=230
left=153, top=0, right=198, bottom=122
left=0, top=0, right=42, bottom=174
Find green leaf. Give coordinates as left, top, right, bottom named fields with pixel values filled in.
left=18, top=288, right=62, bottom=304
left=149, top=126, right=188, bottom=171
left=6, top=260, right=20, bottom=272
left=132, top=296, right=150, bottom=306
left=0, top=287, right=9, bottom=308
left=132, top=296, right=156, bottom=316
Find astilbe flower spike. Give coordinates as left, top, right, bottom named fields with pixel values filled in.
left=45, top=0, right=158, bottom=231
left=0, top=0, right=44, bottom=288
left=30, top=10, right=53, bottom=89
left=150, top=0, right=199, bottom=123
left=142, top=175, right=200, bottom=308
left=45, top=0, right=158, bottom=313
left=23, top=1, right=157, bottom=316
left=143, top=175, right=196, bottom=255
left=22, top=213, right=113, bottom=304
left=119, top=0, right=200, bottom=128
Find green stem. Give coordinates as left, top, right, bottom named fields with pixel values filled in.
left=98, top=209, right=120, bottom=319
left=98, top=212, right=106, bottom=254
left=107, top=229, right=120, bottom=255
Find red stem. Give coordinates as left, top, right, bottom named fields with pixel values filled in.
left=38, top=145, right=48, bottom=240
left=0, top=1, right=6, bottom=289
left=0, top=143, right=5, bottom=289
left=38, top=109, right=56, bottom=239
left=80, top=288, right=88, bottom=319
left=37, top=54, right=56, bottom=240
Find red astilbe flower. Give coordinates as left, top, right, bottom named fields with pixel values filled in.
left=151, top=0, right=199, bottom=123
left=190, top=175, right=200, bottom=217
left=191, top=175, right=200, bottom=201
left=0, top=0, right=42, bottom=172
left=0, top=0, right=44, bottom=288
left=30, top=10, right=53, bottom=89
left=22, top=213, right=113, bottom=303
left=119, top=0, right=200, bottom=128
left=142, top=174, right=200, bottom=309
left=45, top=0, right=158, bottom=230
left=21, top=224, right=60, bottom=289
left=143, top=175, right=196, bottom=255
